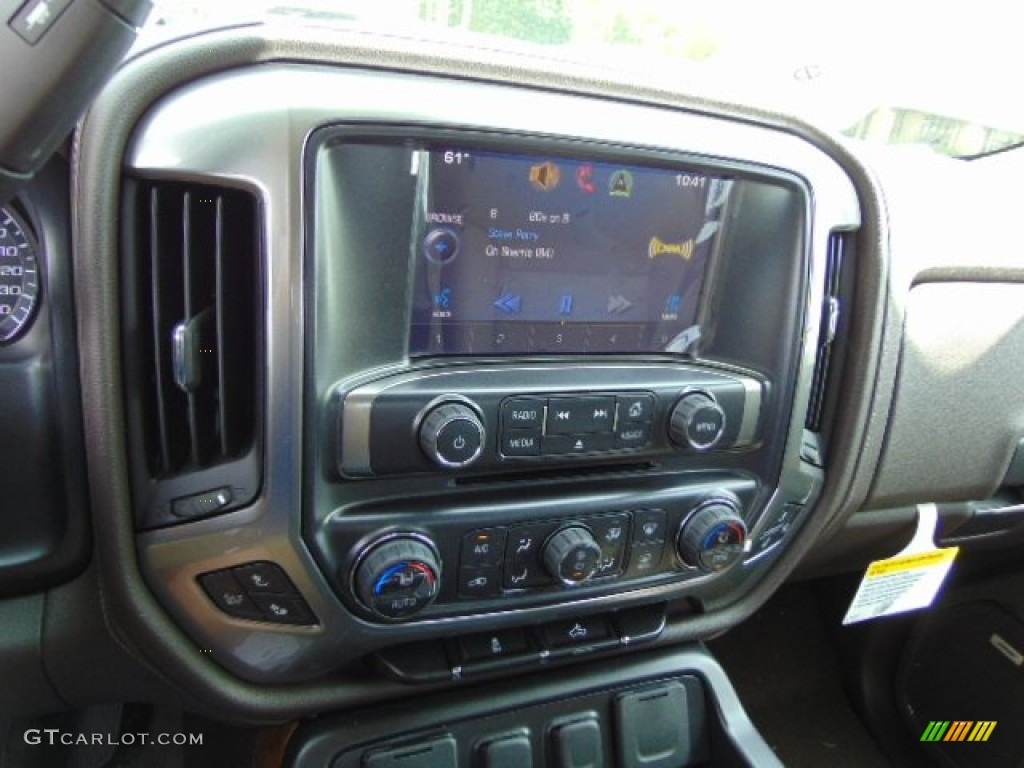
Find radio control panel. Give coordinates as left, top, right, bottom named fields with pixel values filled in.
left=336, top=363, right=763, bottom=478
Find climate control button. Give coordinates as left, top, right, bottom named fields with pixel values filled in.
left=354, top=536, right=441, bottom=620
left=677, top=498, right=747, bottom=572
left=543, top=526, right=603, bottom=586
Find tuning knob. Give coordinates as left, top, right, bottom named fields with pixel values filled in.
left=353, top=536, right=442, bottom=620
left=677, top=498, right=747, bottom=572
left=543, top=526, right=603, bottom=586
left=669, top=391, right=726, bottom=451
left=418, top=401, right=485, bottom=468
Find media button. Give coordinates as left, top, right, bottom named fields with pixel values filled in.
left=501, top=430, right=541, bottom=457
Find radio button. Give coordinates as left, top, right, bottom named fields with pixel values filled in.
left=546, top=396, right=615, bottom=435
left=542, top=433, right=616, bottom=455
left=500, top=429, right=541, bottom=457
left=501, top=398, right=544, bottom=430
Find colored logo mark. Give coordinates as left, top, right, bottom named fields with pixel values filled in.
left=609, top=170, right=633, bottom=198
left=494, top=293, right=522, bottom=314
left=422, top=228, right=460, bottom=264
left=433, top=287, right=452, bottom=309
left=559, top=294, right=574, bottom=315
left=529, top=161, right=561, bottom=191
left=665, top=294, right=682, bottom=313
left=649, top=236, right=695, bottom=261
left=920, top=721, right=996, bottom=742
left=576, top=164, right=596, bottom=194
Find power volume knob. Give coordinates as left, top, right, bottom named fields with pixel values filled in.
left=543, top=526, right=603, bottom=586
left=677, top=498, right=747, bottom=573
left=353, top=537, right=442, bottom=620
left=669, top=391, right=726, bottom=451
left=418, top=401, right=485, bottom=469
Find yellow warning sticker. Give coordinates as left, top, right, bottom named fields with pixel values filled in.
left=865, top=548, right=958, bottom=577
left=843, top=504, right=958, bottom=625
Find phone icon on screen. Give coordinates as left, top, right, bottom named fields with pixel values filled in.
left=576, top=164, right=596, bottom=194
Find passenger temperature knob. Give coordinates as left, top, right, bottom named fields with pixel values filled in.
left=543, top=526, right=603, bottom=586
left=353, top=536, right=441, bottom=620
left=418, top=401, right=485, bottom=468
left=677, top=498, right=747, bottom=572
left=669, top=391, right=726, bottom=451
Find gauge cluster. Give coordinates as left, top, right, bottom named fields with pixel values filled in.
left=0, top=205, right=39, bottom=344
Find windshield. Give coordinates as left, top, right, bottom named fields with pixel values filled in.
left=147, top=0, right=1024, bottom=158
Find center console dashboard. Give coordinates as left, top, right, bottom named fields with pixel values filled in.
left=75, top=26, right=861, bottom=699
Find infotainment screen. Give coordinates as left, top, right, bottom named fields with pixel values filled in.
left=408, top=146, right=732, bottom=356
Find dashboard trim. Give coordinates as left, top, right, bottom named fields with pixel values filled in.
left=70, top=23, right=886, bottom=718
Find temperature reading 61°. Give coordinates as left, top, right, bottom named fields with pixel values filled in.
left=0, top=206, right=40, bottom=344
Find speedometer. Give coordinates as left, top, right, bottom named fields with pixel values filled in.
left=0, top=206, right=40, bottom=344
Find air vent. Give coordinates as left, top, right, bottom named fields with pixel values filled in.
left=805, top=231, right=850, bottom=432
left=123, top=179, right=262, bottom=526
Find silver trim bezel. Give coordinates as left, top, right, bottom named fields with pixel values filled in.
left=120, top=63, right=860, bottom=683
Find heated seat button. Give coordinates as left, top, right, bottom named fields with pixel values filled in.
left=546, top=397, right=616, bottom=434
left=199, top=571, right=263, bottom=621
left=632, top=510, right=667, bottom=544
left=232, top=562, right=296, bottom=595
left=250, top=594, right=317, bottom=625
left=502, top=398, right=545, bottom=430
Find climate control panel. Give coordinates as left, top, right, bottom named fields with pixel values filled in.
left=330, top=479, right=756, bottom=623
left=336, top=364, right=762, bottom=478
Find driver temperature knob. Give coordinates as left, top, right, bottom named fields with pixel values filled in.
left=669, top=391, right=726, bottom=451
left=418, top=401, right=485, bottom=469
left=353, top=536, right=441, bottom=620
left=677, top=498, right=747, bottom=573
left=543, top=526, right=603, bottom=586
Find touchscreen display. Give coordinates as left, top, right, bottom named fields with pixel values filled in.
left=409, top=146, right=732, bottom=356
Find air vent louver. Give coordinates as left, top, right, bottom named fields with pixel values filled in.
left=805, top=231, right=850, bottom=433
left=129, top=181, right=260, bottom=481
